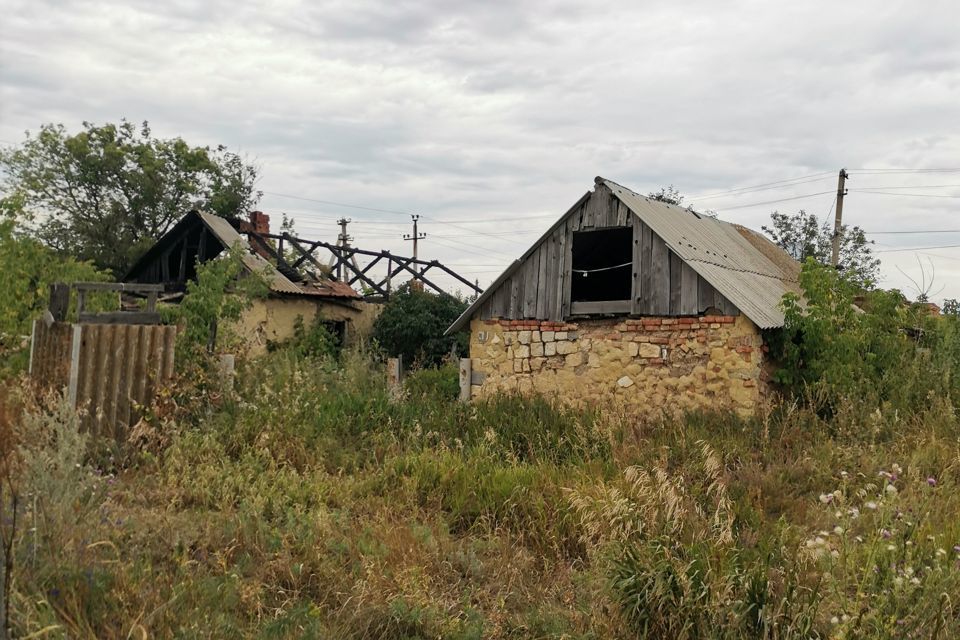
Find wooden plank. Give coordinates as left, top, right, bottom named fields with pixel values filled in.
left=72, top=282, right=164, bottom=293
left=509, top=274, right=521, bottom=319
left=718, top=292, right=739, bottom=316
left=617, top=201, right=630, bottom=227
left=523, top=251, right=538, bottom=318
left=136, top=324, right=154, bottom=411
left=639, top=221, right=653, bottom=312
left=49, top=284, right=71, bottom=321
left=546, top=231, right=560, bottom=321
left=680, top=262, right=699, bottom=315
left=669, top=251, right=683, bottom=315
left=570, top=204, right=583, bottom=232
left=129, top=325, right=146, bottom=425
left=698, top=276, right=718, bottom=313
left=535, top=242, right=548, bottom=318
left=571, top=300, right=631, bottom=315
left=78, top=325, right=96, bottom=429
left=161, top=326, right=176, bottom=381
left=631, top=217, right=642, bottom=315
left=78, top=312, right=161, bottom=325
left=107, top=325, right=127, bottom=440
left=650, top=234, right=670, bottom=314
left=115, top=325, right=135, bottom=438
left=560, top=220, right=573, bottom=318
left=91, top=325, right=111, bottom=437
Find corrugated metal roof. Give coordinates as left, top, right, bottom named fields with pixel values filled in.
left=196, top=212, right=360, bottom=299
left=600, top=178, right=800, bottom=328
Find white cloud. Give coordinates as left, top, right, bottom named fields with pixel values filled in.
left=2, top=0, right=960, bottom=299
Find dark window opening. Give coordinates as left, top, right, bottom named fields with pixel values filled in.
left=570, top=227, right=633, bottom=302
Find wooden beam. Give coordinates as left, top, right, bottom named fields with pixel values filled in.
left=570, top=300, right=631, bottom=315
left=78, top=311, right=162, bottom=325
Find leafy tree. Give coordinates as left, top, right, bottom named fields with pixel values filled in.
left=0, top=213, right=107, bottom=374
left=172, top=246, right=267, bottom=369
left=763, top=210, right=879, bottom=287
left=772, top=259, right=942, bottom=411
left=943, top=299, right=959, bottom=316
left=372, top=284, right=469, bottom=367
left=0, top=120, right=260, bottom=276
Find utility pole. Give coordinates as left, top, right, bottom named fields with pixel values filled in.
left=334, top=218, right=352, bottom=281
left=403, top=214, right=426, bottom=259
left=403, top=214, right=427, bottom=291
left=831, top=168, right=849, bottom=268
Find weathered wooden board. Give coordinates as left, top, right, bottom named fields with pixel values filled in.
left=467, top=183, right=744, bottom=324
left=30, top=321, right=176, bottom=441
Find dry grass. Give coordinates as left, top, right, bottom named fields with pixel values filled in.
left=3, top=352, right=960, bottom=639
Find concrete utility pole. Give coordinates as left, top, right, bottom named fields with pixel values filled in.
left=403, top=214, right=427, bottom=291
left=334, top=218, right=352, bottom=280
left=403, top=214, right=426, bottom=259
left=831, top=168, right=849, bottom=268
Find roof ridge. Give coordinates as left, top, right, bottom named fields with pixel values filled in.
left=685, top=257, right=798, bottom=282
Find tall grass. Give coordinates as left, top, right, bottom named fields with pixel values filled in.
left=4, top=348, right=960, bottom=638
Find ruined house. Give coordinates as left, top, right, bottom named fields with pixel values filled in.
left=447, top=177, right=802, bottom=415
left=125, top=210, right=381, bottom=353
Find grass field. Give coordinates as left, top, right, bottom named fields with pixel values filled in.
left=4, top=348, right=960, bottom=638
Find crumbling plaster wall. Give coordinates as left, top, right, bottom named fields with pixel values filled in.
left=233, top=297, right=382, bottom=356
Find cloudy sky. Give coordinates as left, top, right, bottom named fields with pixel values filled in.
left=2, top=0, right=960, bottom=300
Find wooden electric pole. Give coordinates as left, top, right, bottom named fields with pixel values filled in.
left=831, top=168, right=849, bottom=268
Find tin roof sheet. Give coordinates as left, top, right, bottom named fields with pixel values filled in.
left=600, top=179, right=800, bottom=328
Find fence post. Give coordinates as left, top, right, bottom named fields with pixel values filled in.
left=386, top=357, right=402, bottom=390
left=218, top=353, right=236, bottom=392
left=67, top=324, right=82, bottom=406
left=49, top=283, right=70, bottom=321
left=458, top=358, right=472, bottom=402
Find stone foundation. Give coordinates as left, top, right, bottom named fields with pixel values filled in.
left=468, top=315, right=769, bottom=416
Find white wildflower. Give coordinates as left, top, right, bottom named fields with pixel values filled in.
left=885, top=484, right=898, bottom=496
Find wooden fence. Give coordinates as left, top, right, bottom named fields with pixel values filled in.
left=31, top=319, right=176, bottom=439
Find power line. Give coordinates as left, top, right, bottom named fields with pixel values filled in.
left=849, top=168, right=960, bottom=174
left=847, top=183, right=960, bottom=190
left=688, top=171, right=834, bottom=200
left=711, top=191, right=835, bottom=212
left=867, top=229, right=960, bottom=235
left=263, top=191, right=411, bottom=215
left=877, top=243, right=960, bottom=253
left=851, top=190, right=960, bottom=199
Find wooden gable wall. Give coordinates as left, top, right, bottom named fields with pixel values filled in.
left=477, top=184, right=738, bottom=322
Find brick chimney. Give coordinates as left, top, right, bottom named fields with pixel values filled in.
left=249, top=211, right=270, bottom=235
left=247, top=211, right=271, bottom=260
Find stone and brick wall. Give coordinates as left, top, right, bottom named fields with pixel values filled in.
left=468, top=314, right=769, bottom=416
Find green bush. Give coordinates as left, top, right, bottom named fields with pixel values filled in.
left=372, top=284, right=469, bottom=367
left=773, top=259, right=951, bottom=412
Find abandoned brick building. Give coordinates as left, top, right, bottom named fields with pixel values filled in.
left=447, top=177, right=802, bottom=415
left=125, top=210, right=379, bottom=354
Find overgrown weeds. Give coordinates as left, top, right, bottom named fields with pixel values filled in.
left=4, top=346, right=960, bottom=638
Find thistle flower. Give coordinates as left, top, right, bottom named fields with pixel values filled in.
left=927, top=476, right=937, bottom=487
